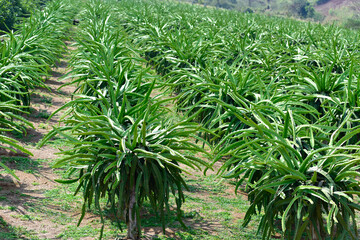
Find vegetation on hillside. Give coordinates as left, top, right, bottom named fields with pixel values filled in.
left=0, top=0, right=50, bottom=31
left=183, top=0, right=360, bottom=25
left=183, top=0, right=320, bottom=17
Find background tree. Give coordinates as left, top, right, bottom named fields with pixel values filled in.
left=289, top=0, right=315, bottom=18
left=343, top=0, right=360, bottom=29
left=0, top=0, right=21, bottom=30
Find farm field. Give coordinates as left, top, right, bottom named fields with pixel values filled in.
left=1, top=0, right=360, bottom=239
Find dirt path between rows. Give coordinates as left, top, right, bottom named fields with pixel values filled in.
left=0, top=41, right=86, bottom=239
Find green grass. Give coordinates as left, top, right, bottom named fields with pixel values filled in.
left=23, top=201, right=73, bottom=225
left=39, top=95, right=53, bottom=104
left=10, top=214, right=42, bottom=221
left=57, top=223, right=121, bottom=240
left=0, top=206, right=17, bottom=211
left=0, top=196, right=8, bottom=201
left=0, top=157, right=44, bottom=174
left=33, top=109, right=51, bottom=119
left=0, top=149, right=276, bottom=239
left=44, top=136, right=75, bottom=149
left=38, top=123, right=49, bottom=129
left=0, top=216, right=40, bottom=240
left=43, top=185, right=83, bottom=211
left=57, top=88, right=67, bottom=95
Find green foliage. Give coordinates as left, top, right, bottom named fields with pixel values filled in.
left=112, top=0, right=360, bottom=238
left=289, top=0, right=315, bottom=18
left=41, top=92, right=208, bottom=239
left=0, top=0, right=50, bottom=31
left=214, top=104, right=360, bottom=239
left=0, top=0, right=21, bottom=31
left=20, top=0, right=50, bottom=14
left=0, top=0, right=71, bottom=179
left=343, top=16, right=360, bottom=30
left=39, top=1, right=209, bottom=239
left=315, top=0, right=330, bottom=5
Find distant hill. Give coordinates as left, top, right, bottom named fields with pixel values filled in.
left=182, top=0, right=272, bottom=11
left=314, top=0, right=360, bottom=26
left=315, top=0, right=350, bottom=16
left=181, top=0, right=358, bottom=22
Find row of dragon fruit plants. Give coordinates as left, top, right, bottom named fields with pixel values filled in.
left=0, top=0, right=72, bottom=179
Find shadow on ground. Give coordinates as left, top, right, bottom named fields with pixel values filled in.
left=0, top=216, right=30, bottom=240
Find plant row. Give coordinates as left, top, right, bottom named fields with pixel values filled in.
left=109, top=0, right=360, bottom=239
left=39, top=1, right=209, bottom=239
left=0, top=0, right=71, bottom=178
